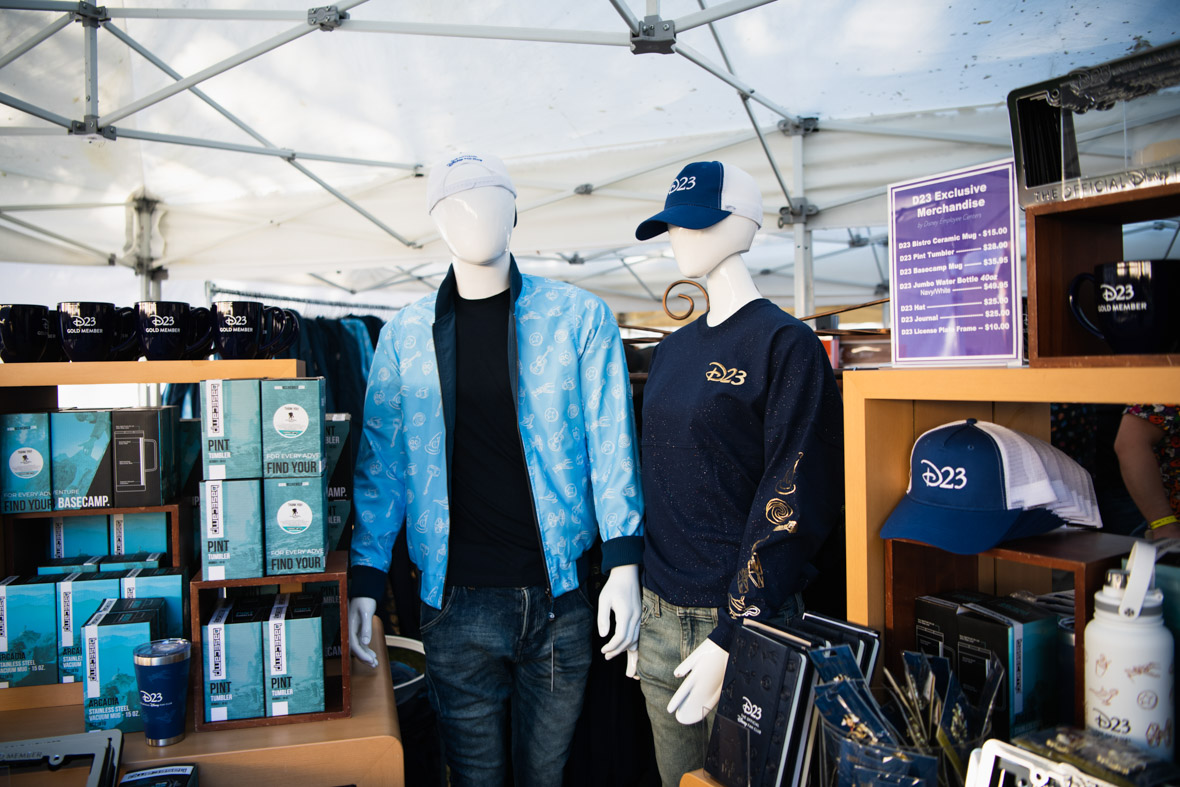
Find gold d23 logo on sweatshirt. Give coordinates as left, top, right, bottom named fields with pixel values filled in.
left=705, top=362, right=746, bottom=386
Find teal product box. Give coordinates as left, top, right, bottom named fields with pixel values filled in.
left=324, top=413, right=352, bottom=500
left=51, top=409, right=114, bottom=510
left=98, top=551, right=163, bottom=572
left=263, top=476, right=327, bottom=575
left=1, top=412, right=53, bottom=514
left=122, top=567, right=186, bottom=639
left=82, top=597, right=165, bottom=732
left=265, top=593, right=324, bottom=717
left=112, top=406, right=178, bottom=508
left=50, top=514, right=110, bottom=559
left=304, top=582, right=341, bottom=658
left=110, top=511, right=169, bottom=555
left=38, top=555, right=102, bottom=575
left=959, top=596, right=1058, bottom=740
left=200, top=378, right=261, bottom=481
left=326, top=498, right=351, bottom=552
left=0, top=575, right=59, bottom=687
left=57, top=570, right=123, bottom=684
left=203, top=598, right=266, bottom=722
left=262, top=378, right=326, bottom=478
left=200, top=479, right=263, bottom=580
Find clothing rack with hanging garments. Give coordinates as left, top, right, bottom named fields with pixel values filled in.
left=206, top=284, right=404, bottom=313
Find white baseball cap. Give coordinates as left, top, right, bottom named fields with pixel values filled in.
left=426, top=153, right=517, bottom=214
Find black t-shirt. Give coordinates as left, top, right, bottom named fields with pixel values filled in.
left=445, top=289, right=547, bottom=588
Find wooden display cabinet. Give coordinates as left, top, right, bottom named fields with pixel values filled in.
left=188, top=550, right=352, bottom=731
left=0, top=359, right=302, bottom=713
left=842, top=366, right=1180, bottom=721
left=1026, top=181, right=1180, bottom=367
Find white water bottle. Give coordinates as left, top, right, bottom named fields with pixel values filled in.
left=1084, top=540, right=1174, bottom=761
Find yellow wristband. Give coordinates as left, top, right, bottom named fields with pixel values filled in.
left=1149, top=515, right=1179, bottom=530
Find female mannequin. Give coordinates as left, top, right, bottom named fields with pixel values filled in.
left=634, top=161, right=844, bottom=787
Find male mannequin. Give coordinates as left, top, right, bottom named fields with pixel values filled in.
left=634, top=161, right=844, bottom=786
left=349, top=153, right=644, bottom=786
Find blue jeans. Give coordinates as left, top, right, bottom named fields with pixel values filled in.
left=420, top=585, right=593, bottom=787
left=636, top=588, right=803, bottom=787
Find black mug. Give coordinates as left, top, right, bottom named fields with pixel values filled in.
left=57, top=302, right=139, bottom=362
left=213, top=301, right=299, bottom=360
left=0, top=304, right=50, bottom=363
left=1068, top=260, right=1180, bottom=354
left=137, top=301, right=214, bottom=361
left=41, top=309, right=68, bottom=362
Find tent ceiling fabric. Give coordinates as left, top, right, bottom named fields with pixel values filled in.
left=1, top=1, right=1178, bottom=313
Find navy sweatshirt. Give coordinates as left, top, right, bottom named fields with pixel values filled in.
left=640, top=298, right=844, bottom=650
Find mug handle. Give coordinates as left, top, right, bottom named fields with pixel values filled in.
left=184, top=306, right=215, bottom=360
left=1067, top=272, right=1106, bottom=341
left=259, top=307, right=300, bottom=358
left=111, top=307, right=141, bottom=360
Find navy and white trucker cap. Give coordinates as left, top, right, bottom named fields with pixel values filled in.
left=880, top=419, right=1065, bottom=554
left=635, top=161, right=763, bottom=241
left=426, top=153, right=517, bottom=215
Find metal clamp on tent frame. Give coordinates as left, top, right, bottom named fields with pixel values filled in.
left=631, top=15, right=675, bottom=55
left=308, top=6, right=348, bottom=31
left=778, top=199, right=817, bottom=228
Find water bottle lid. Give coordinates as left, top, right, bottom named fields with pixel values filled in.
left=1097, top=568, right=1164, bottom=616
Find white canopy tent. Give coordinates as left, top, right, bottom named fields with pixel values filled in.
left=1, top=1, right=1178, bottom=320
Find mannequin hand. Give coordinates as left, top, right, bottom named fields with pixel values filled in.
left=598, top=563, right=640, bottom=661
left=348, top=596, right=379, bottom=669
left=667, top=638, right=728, bottom=724
left=626, top=646, right=639, bottom=679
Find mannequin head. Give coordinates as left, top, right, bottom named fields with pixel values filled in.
left=427, top=153, right=517, bottom=266
left=637, top=161, right=765, bottom=324
left=668, top=213, right=758, bottom=279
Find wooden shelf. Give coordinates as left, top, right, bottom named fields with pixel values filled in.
left=0, top=618, right=402, bottom=787
left=1025, top=181, right=1180, bottom=367
left=0, top=359, right=304, bottom=388
left=886, top=530, right=1136, bottom=726
left=188, top=550, right=351, bottom=731
left=3, top=501, right=191, bottom=576
left=842, top=366, right=1178, bottom=724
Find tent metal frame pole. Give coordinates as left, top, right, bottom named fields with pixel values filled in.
left=691, top=0, right=797, bottom=213
left=0, top=90, right=73, bottom=128
left=112, top=127, right=414, bottom=171
left=100, top=20, right=426, bottom=278
left=608, top=0, right=641, bottom=34
left=98, top=27, right=419, bottom=171
left=338, top=20, right=628, bottom=47
left=0, top=211, right=113, bottom=261
left=672, top=42, right=794, bottom=121
left=0, top=12, right=71, bottom=70
left=820, top=118, right=1007, bottom=148
left=791, top=134, right=814, bottom=321
left=673, top=0, right=777, bottom=33
left=106, top=8, right=307, bottom=21
left=99, top=0, right=370, bottom=127
left=82, top=19, right=99, bottom=121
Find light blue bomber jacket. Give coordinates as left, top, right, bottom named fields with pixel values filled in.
left=350, top=258, right=644, bottom=608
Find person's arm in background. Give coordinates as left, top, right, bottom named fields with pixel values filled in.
left=1114, top=411, right=1176, bottom=538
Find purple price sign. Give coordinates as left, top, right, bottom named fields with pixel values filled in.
left=889, top=160, right=1022, bottom=365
